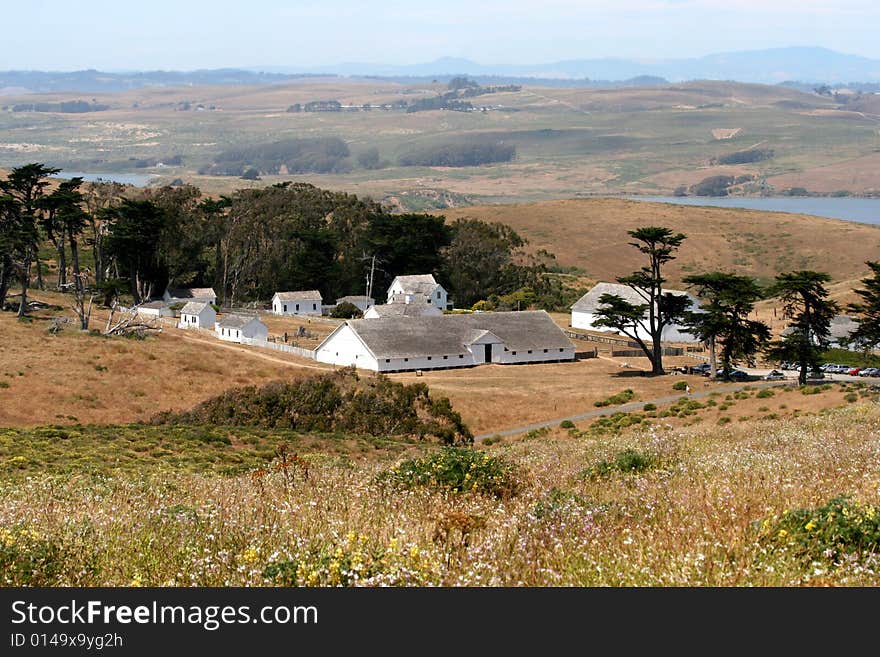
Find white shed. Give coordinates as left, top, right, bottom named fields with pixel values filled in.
left=364, top=303, right=443, bottom=319
left=386, top=274, right=450, bottom=310
left=315, top=310, right=575, bottom=372
left=134, top=300, right=175, bottom=318
left=272, top=290, right=323, bottom=316
left=163, top=287, right=217, bottom=305
left=570, top=282, right=701, bottom=343
left=178, top=301, right=216, bottom=329
left=216, top=314, right=269, bottom=343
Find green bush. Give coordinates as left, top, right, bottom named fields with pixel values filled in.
left=0, top=527, right=67, bottom=586
left=759, top=496, right=880, bottom=564
left=844, top=392, right=858, bottom=403
left=717, top=416, right=731, bottom=425
left=559, top=419, right=575, bottom=429
left=379, top=447, right=521, bottom=499
left=586, top=448, right=657, bottom=479
left=672, top=380, right=688, bottom=391
left=642, top=403, right=657, bottom=411
left=594, top=389, right=635, bottom=407
left=756, top=389, right=774, bottom=399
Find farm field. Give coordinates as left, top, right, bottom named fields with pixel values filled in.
left=2, top=78, right=880, bottom=208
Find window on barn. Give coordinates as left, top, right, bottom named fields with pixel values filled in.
left=284, top=304, right=287, bottom=312
left=437, top=291, right=441, bottom=299
left=295, top=304, right=300, bottom=312
left=512, top=351, right=517, bottom=356
left=544, top=349, right=548, bottom=353
left=427, top=356, right=432, bottom=361
left=313, top=303, right=316, bottom=310
left=527, top=350, right=532, bottom=354
left=443, top=355, right=448, bottom=360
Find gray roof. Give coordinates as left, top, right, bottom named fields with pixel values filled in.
left=366, top=303, right=441, bottom=318
left=274, top=290, right=322, bottom=301
left=166, top=287, right=216, bottom=300
left=217, top=313, right=261, bottom=329
left=571, top=282, right=698, bottom=313
left=328, top=310, right=574, bottom=359
left=336, top=295, right=374, bottom=304
left=138, top=300, right=169, bottom=310
left=389, top=274, right=440, bottom=296
left=783, top=315, right=859, bottom=342
left=180, top=301, right=212, bottom=315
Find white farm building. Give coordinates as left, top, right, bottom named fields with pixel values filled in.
left=364, top=303, right=443, bottom=319
left=272, top=290, right=323, bottom=316
left=163, top=287, right=217, bottom=305
left=315, top=310, right=575, bottom=372
left=216, top=314, right=269, bottom=343
left=133, top=300, right=175, bottom=318
left=386, top=274, right=450, bottom=310
left=570, top=282, right=701, bottom=343
left=178, top=301, right=216, bottom=329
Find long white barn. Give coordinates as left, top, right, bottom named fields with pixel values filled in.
left=315, top=310, right=576, bottom=372
left=570, top=282, right=701, bottom=343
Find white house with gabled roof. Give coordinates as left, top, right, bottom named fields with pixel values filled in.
left=314, top=310, right=575, bottom=372
left=178, top=301, right=216, bottom=329
left=386, top=274, right=450, bottom=310
left=570, top=282, right=701, bottom=343
left=216, top=314, right=268, bottom=343
left=272, top=290, right=323, bottom=316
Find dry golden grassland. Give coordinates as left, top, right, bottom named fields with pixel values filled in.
left=439, top=197, right=880, bottom=290
left=2, top=400, right=879, bottom=586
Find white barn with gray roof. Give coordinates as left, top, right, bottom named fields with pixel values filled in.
left=314, top=310, right=575, bottom=372
left=216, top=314, right=268, bottom=343
left=570, top=282, right=701, bottom=343
left=272, top=290, right=323, bottom=316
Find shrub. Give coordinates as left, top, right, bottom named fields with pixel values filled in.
left=844, top=392, right=858, bottom=403
left=759, top=496, right=880, bottom=564
left=153, top=367, right=472, bottom=445
left=0, top=381, right=8, bottom=389
left=559, top=419, right=575, bottom=429
left=379, top=447, right=522, bottom=499
left=717, top=416, right=731, bottom=425
left=642, top=403, right=657, bottom=411
left=586, top=448, right=657, bottom=479
left=756, top=389, right=775, bottom=399
left=672, top=380, right=688, bottom=391
left=0, top=527, right=66, bottom=586
left=594, top=389, right=635, bottom=407
left=330, top=301, right=362, bottom=319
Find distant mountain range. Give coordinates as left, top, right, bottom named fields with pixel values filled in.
left=2, top=47, right=880, bottom=94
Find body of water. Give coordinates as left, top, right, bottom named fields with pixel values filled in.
left=627, top=196, right=880, bottom=226
left=49, top=171, right=156, bottom=187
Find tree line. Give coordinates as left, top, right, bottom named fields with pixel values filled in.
left=0, top=164, right=579, bottom=327
left=593, top=226, right=880, bottom=384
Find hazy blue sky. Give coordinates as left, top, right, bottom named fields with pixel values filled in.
left=4, top=0, right=879, bottom=70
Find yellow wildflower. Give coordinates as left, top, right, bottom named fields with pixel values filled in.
left=778, top=529, right=788, bottom=539
left=805, top=521, right=816, bottom=531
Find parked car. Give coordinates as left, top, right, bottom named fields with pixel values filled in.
left=762, top=370, right=786, bottom=380
left=715, top=369, right=749, bottom=381
left=847, top=367, right=862, bottom=376
left=689, top=363, right=711, bottom=375
left=806, top=370, right=825, bottom=379
left=859, top=367, right=880, bottom=377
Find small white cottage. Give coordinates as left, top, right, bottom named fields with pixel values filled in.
left=570, top=282, right=701, bottom=343
left=364, top=303, right=443, bottom=319
left=134, top=300, right=175, bottom=318
left=163, top=286, right=217, bottom=305
left=272, top=290, right=323, bottom=316
left=315, top=310, right=575, bottom=372
left=386, top=274, right=450, bottom=309
left=216, top=314, right=269, bottom=343
left=178, top=301, right=216, bottom=329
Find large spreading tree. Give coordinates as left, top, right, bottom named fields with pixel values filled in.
left=592, top=226, right=690, bottom=375
left=846, top=261, right=880, bottom=350
left=682, top=272, right=771, bottom=379
left=765, top=270, right=837, bottom=385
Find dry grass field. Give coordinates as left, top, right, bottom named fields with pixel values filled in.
left=3, top=78, right=879, bottom=205
left=439, top=197, right=880, bottom=289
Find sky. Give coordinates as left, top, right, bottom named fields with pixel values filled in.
left=3, top=0, right=879, bottom=71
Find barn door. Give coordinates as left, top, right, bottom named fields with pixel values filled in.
left=484, top=344, right=492, bottom=363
